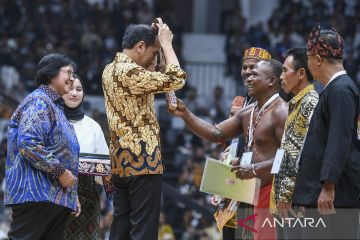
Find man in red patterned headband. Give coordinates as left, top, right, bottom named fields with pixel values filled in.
left=306, top=25, right=344, bottom=58
left=293, top=25, right=360, bottom=239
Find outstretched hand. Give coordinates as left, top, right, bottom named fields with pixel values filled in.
left=167, top=98, right=187, bottom=118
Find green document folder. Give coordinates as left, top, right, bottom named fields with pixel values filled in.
left=200, top=158, right=261, bottom=206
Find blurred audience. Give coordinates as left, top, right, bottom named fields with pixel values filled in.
left=1, top=0, right=360, bottom=239
left=225, top=0, right=360, bottom=86
left=0, top=0, right=183, bottom=95
left=159, top=212, right=176, bottom=240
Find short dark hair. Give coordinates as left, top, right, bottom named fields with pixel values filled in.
left=286, top=47, right=313, bottom=82
left=263, top=59, right=283, bottom=84
left=35, top=53, right=76, bottom=86
left=122, top=24, right=157, bottom=49
left=73, top=73, right=81, bottom=82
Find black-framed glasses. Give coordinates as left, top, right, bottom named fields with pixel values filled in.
left=59, top=69, right=74, bottom=79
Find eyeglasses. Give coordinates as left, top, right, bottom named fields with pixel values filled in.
left=59, top=69, right=74, bottom=79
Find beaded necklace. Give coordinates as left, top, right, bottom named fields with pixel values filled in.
left=246, top=94, right=280, bottom=155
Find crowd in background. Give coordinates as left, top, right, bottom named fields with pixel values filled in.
left=0, top=0, right=183, bottom=96
left=225, top=0, right=360, bottom=90
left=1, top=0, right=360, bottom=239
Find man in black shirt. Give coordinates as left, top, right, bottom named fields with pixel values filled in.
left=293, top=25, right=360, bottom=239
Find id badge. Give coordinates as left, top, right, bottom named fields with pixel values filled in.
left=271, top=148, right=285, bottom=174
left=240, top=152, right=253, bottom=166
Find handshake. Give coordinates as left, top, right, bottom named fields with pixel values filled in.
left=166, top=97, right=188, bottom=118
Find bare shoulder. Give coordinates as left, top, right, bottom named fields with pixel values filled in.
left=234, top=102, right=255, bottom=121
left=271, top=99, right=288, bottom=126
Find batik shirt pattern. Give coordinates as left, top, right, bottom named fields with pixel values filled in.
left=272, top=85, right=319, bottom=205
left=5, top=85, right=79, bottom=211
left=102, top=53, right=186, bottom=177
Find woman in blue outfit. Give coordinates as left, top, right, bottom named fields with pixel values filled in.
left=5, top=53, right=81, bottom=240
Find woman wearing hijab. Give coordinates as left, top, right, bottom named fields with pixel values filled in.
left=63, top=74, right=109, bottom=240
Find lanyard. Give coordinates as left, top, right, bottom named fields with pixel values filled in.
left=247, top=93, right=279, bottom=151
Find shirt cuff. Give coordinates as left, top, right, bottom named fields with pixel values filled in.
left=165, top=64, right=187, bottom=78
left=51, top=164, right=66, bottom=179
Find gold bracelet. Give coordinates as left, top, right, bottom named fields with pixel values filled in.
left=251, top=164, right=257, bottom=176
left=213, top=124, right=225, bottom=142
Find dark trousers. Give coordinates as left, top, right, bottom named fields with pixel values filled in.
left=223, top=226, right=235, bottom=240
left=110, top=174, right=162, bottom=240
left=8, top=202, right=71, bottom=240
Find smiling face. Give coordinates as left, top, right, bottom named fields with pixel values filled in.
left=241, top=58, right=259, bottom=89
left=50, top=65, right=75, bottom=96
left=247, top=61, right=273, bottom=98
left=63, top=78, right=84, bottom=108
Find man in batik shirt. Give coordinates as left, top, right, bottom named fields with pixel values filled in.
left=269, top=47, right=319, bottom=238
left=102, top=20, right=186, bottom=240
